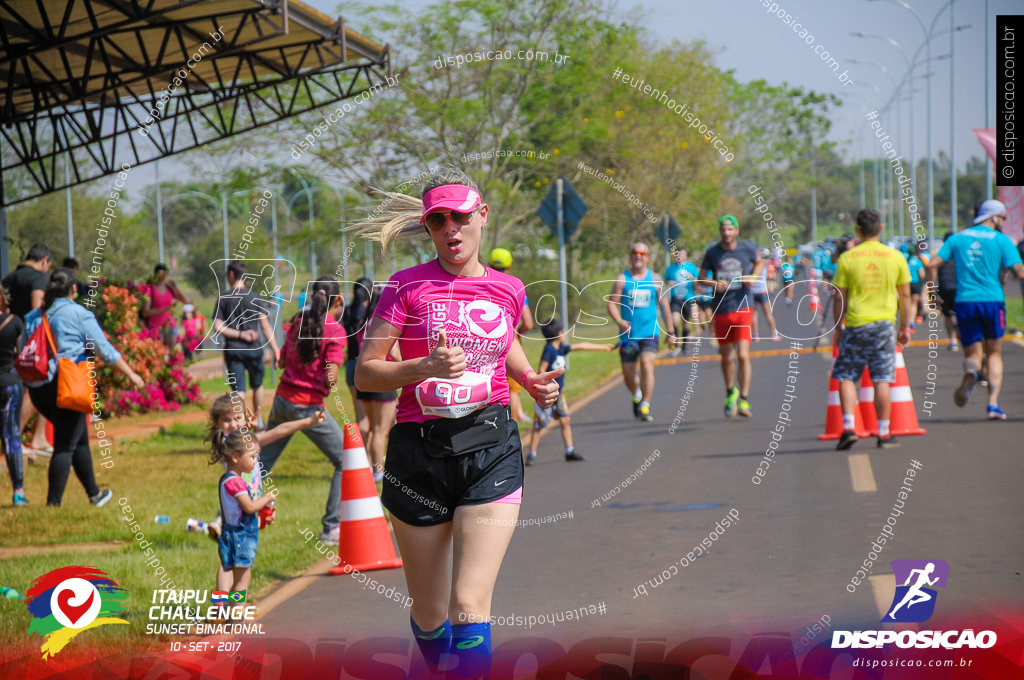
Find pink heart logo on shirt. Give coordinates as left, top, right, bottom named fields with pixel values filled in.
left=464, top=301, right=508, bottom=339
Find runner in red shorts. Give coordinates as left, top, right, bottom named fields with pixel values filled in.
left=700, top=215, right=763, bottom=417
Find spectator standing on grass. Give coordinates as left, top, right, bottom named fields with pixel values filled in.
left=489, top=248, right=534, bottom=421
left=180, top=304, right=206, bottom=361
left=141, top=263, right=190, bottom=352
left=25, top=269, right=146, bottom=506
left=0, top=286, right=26, bottom=505
left=832, top=209, right=912, bottom=451
left=342, top=277, right=372, bottom=435
left=62, top=258, right=93, bottom=303
left=524, top=318, right=615, bottom=465
left=212, top=261, right=280, bottom=430
left=257, top=279, right=349, bottom=545
left=700, top=215, right=762, bottom=418
left=927, top=200, right=1024, bottom=421
left=4, top=244, right=52, bottom=456
left=210, top=430, right=277, bottom=611
left=355, top=288, right=398, bottom=481
left=608, top=241, right=673, bottom=422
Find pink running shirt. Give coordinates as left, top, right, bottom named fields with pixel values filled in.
left=372, top=259, right=525, bottom=423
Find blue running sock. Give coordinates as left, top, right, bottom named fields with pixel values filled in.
left=450, top=621, right=492, bottom=679
left=411, top=617, right=451, bottom=670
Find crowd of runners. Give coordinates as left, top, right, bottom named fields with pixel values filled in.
left=5, top=163, right=1022, bottom=678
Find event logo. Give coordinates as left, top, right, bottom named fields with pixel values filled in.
left=884, top=559, right=948, bottom=623
left=462, top=300, right=508, bottom=339
left=26, top=566, right=128, bottom=659
left=833, top=558, right=996, bottom=650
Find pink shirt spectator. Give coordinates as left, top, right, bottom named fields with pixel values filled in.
left=276, top=313, right=347, bottom=406
left=372, top=259, right=525, bottom=423
left=142, top=283, right=176, bottom=330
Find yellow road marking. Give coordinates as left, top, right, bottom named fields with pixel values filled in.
left=847, top=453, right=877, bottom=493
left=870, top=574, right=897, bottom=619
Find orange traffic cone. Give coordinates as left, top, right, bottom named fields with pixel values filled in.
left=858, top=371, right=879, bottom=437
left=328, top=424, right=403, bottom=574
left=819, top=344, right=870, bottom=440
left=808, top=279, right=822, bottom=313
left=888, top=346, right=926, bottom=436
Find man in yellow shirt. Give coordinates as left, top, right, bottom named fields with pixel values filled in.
left=831, top=209, right=912, bottom=450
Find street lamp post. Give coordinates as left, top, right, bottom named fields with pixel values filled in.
left=292, top=173, right=317, bottom=279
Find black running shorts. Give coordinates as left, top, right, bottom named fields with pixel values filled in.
left=381, top=412, right=524, bottom=526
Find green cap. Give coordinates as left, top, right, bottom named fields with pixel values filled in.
left=718, top=214, right=738, bottom=227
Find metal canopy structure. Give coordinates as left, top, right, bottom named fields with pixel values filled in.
left=0, top=0, right=391, bottom=208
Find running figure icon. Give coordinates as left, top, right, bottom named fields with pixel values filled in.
left=887, top=562, right=939, bottom=620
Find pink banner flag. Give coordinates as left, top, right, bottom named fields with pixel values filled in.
left=973, top=128, right=1023, bottom=242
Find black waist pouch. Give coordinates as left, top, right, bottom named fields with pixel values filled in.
left=419, top=404, right=509, bottom=457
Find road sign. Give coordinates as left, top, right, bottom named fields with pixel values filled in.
left=538, top=177, right=586, bottom=240
left=654, top=213, right=681, bottom=246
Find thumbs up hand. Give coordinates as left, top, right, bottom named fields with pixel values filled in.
left=421, top=329, right=467, bottom=379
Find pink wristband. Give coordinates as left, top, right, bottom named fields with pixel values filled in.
left=520, top=369, right=535, bottom=386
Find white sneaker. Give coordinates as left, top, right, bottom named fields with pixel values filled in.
left=320, top=527, right=340, bottom=546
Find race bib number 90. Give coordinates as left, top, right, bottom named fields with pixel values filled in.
left=416, top=371, right=492, bottom=418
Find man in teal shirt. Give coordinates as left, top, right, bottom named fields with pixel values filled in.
left=928, top=200, right=1024, bottom=420
left=664, top=247, right=700, bottom=355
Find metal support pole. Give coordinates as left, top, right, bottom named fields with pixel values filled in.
left=65, top=163, right=74, bottom=258
left=155, top=161, right=164, bottom=263
left=926, top=38, right=935, bottom=243
left=984, top=0, right=992, bottom=200
left=556, top=178, right=569, bottom=325
left=810, top=146, right=817, bottom=243
left=221, top=191, right=230, bottom=267
left=949, top=0, right=958, bottom=233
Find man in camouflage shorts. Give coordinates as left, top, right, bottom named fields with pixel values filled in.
left=831, top=209, right=912, bottom=451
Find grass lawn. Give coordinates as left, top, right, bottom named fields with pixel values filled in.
left=0, top=379, right=363, bottom=647
left=0, top=318, right=625, bottom=646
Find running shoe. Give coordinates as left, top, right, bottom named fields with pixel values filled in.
left=724, top=387, right=739, bottom=417
left=876, top=436, right=900, bottom=449
left=953, top=372, right=976, bottom=407
left=90, top=489, right=113, bottom=507
left=948, top=341, right=960, bottom=352
left=320, top=526, right=340, bottom=546
left=987, top=404, right=1008, bottom=420
left=737, top=397, right=751, bottom=417
left=525, top=451, right=537, bottom=466
left=632, top=400, right=641, bottom=419
left=639, top=403, right=653, bottom=422
left=836, top=430, right=858, bottom=451
left=13, top=492, right=27, bottom=506
left=564, top=450, right=585, bottom=462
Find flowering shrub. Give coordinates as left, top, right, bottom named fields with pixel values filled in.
left=92, top=281, right=202, bottom=416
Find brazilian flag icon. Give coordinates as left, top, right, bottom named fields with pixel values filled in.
left=229, top=590, right=246, bottom=603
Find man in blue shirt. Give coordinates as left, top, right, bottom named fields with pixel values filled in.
left=664, top=247, right=700, bottom=356
left=927, top=200, right=1024, bottom=420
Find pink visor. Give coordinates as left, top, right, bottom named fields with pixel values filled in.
left=420, top=184, right=482, bottom=222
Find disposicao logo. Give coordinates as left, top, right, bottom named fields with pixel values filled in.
left=884, top=559, right=948, bottom=623
left=833, top=559, right=997, bottom=650
left=26, top=566, right=129, bottom=659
